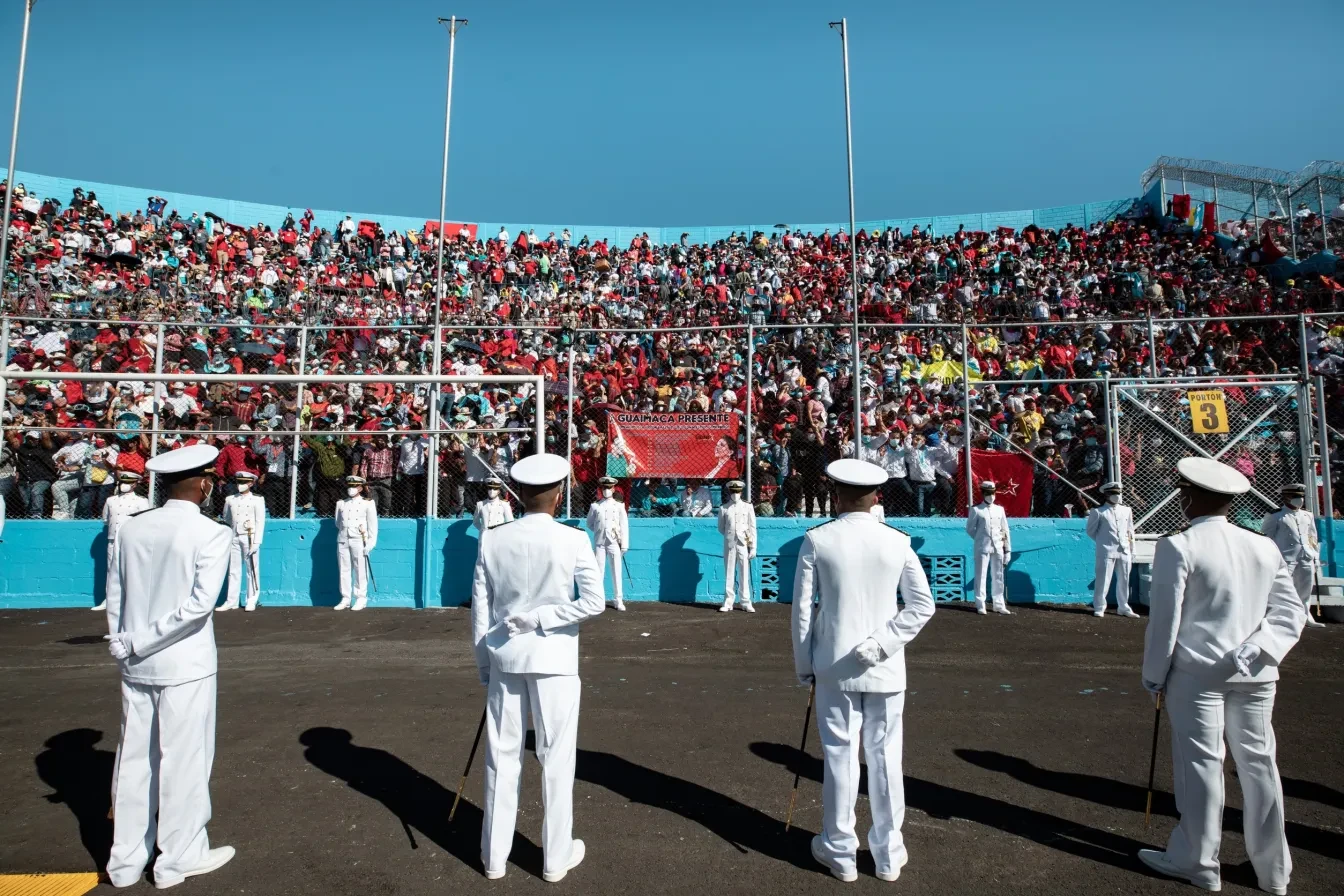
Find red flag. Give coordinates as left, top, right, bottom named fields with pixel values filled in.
left=1171, top=193, right=1191, bottom=220
left=1203, top=201, right=1218, bottom=234
left=956, top=449, right=1034, bottom=517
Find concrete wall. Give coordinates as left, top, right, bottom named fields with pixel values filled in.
left=1, top=516, right=1113, bottom=610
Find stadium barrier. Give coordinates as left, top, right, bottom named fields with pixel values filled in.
left=4, top=313, right=1338, bottom=527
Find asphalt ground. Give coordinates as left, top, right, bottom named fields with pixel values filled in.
left=0, top=602, right=1341, bottom=896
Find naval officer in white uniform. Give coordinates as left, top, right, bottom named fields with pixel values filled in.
left=1261, top=482, right=1326, bottom=628
left=1086, top=481, right=1140, bottom=618
left=92, top=471, right=152, bottom=611
left=966, top=480, right=1012, bottom=615
left=473, top=476, right=514, bottom=533
left=471, top=453, right=605, bottom=882
left=717, top=480, right=757, bottom=612
left=219, top=470, right=265, bottom=612
left=792, top=459, right=936, bottom=883
left=586, top=475, right=630, bottom=611
left=1141, top=457, right=1306, bottom=895
left=333, top=475, right=378, bottom=611
left=103, top=444, right=235, bottom=889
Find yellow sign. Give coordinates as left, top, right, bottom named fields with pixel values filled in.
left=1188, top=390, right=1230, bottom=434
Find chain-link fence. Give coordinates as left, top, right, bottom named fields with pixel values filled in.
left=1112, top=378, right=1307, bottom=534
left=6, top=313, right=1343, bottom=526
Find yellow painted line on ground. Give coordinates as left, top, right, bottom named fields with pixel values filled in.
left=0, top=874, right=100, bottom=896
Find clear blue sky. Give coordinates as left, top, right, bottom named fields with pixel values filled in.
left=1, top=0, right=1340, bottom=226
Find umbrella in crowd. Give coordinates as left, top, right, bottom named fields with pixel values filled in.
left=237, top=343, right=277, bottom=357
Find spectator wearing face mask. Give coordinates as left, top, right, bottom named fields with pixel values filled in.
left=585, top=476, right=629, bottom=611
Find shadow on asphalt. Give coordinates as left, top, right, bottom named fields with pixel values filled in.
left=955, top=748, right=1344, bottom=863
left=751, top=741, right=1172, bottom=881
left=299, top=727, right=543, bottom=878
left=34, top=728, right=114, bottom=871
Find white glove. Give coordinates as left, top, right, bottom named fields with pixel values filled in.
left=855, top=638, right=885, bottom=668
left=1233, top=643, right=1262, bottom=677
left=797, top=673, right=814, bottom=687
left=504, top=613, right=539, bottom=638
left=105, top=633, right=133, bottom=661
left=478, top=666, right=490, bottom=686
left=365, top=543, right=375, bottom=553
left=1142, top=679, right=1164, bottom=705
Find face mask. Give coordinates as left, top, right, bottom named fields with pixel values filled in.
left=488, top=488, right=500, bottom=498
left=1289, top=497, right=1304, bottom=509
left=347, top=487, right=360, bottom=498
left=118, top=483, right=134, bottom=494
left=1178, top=490, right=1193, bottom=520
left=202, top=481, right=214, bottom=504
left=1107, top=494, right=1121, bottom=505
left=238, top=483, right=251, bottom=493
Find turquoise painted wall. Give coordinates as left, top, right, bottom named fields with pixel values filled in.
left=1, top=166, right=1135, bottom=248
left=0, top=516, right=1126, bottom=610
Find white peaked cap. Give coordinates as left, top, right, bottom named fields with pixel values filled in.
left=1176, top=457, right=1251, bottom=496
left=511, top=453, right=570, bottom=487
left=826, top=458, right=888, bottom=488
left=145, top=443, right=218, bottom=476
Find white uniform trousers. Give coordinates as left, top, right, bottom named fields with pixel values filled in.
left=225, top=536, right=260, bottom=608
left=972, top=551, right=1006, bottom=610
left=1162, top=669, right=1291, bottom=891
left=1287, top=563, right=1315, bottom=613
left=595, top=544, right=624, bottom=603
left=723, top=544, right=751, bottom=605
left=814, top=684, right=907, bottom=878
left=482, top=672, right=581, bottom=878
left=337, top=538, right=368, bottom=602
left=1092, top=553, right=1133, bottom=614
left=107, top=675, right=217, bottom=888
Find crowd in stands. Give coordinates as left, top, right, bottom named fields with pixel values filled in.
left=2, top=177, right=1343, bottom=523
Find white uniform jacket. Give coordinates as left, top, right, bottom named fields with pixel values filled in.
left=586, top=498, right=629, bottom=549
left=966, top=501, right=1011, bottom=556
left=335, top=496, right=378, bottom=549
left=105, top=500, right=232, bottom=686
left=471, top=514, right=605, bottom=678
left=222, top=492, right=266, bottom=547
left=103, top=491, right=152, bottom=543
left=792, top=513, right=936, bottom=693
left=1143, top=515, right=1306, bottom=687
left=473, top=497, right=514, bottom=533
left=1086, top=502, right=1134, bottom=558
left=1260, top=507, right=1320, bottom=567
left=718, top=499, right=757, bottom=551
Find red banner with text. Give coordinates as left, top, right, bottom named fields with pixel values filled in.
left=956, top=449, right=1035, bottom=517
left=606, top=412, right=741, bottom=479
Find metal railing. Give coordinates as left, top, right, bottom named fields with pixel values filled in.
left=5, top=311, right=1343, bottom=523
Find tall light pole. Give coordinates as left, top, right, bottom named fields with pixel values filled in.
left=428, top=14, right=466, bottom=521
left=0, top=0, right=36, bottom=309
left=829, top=18, right=861, bottom=437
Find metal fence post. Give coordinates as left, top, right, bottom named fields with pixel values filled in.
left=147, top=324, right=165, bottom=499
left=961, top=321, right=973, bottom=510
left=1211, top=173, right=1219, bottom=224
left=1146, top=311, right=1159, bottom=377
left=0, top=317, right=9, bottom=417
left=566, top=346, right=574, bottom=519
left=288, top=326, right=308, bottom=520
left=1102, top=372, right=1116, bottom=484
left=426, top=333, right=439, bottom=522
left=1316, top=375, right=1335, bottom=573
left=1319, top=177, right=1330, bottom=255
left=1250, top=182, right=1259, bottom=234
left=1298, top=313, right=1311, bottom=381
left=744, top=323, right=753, bottom=501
